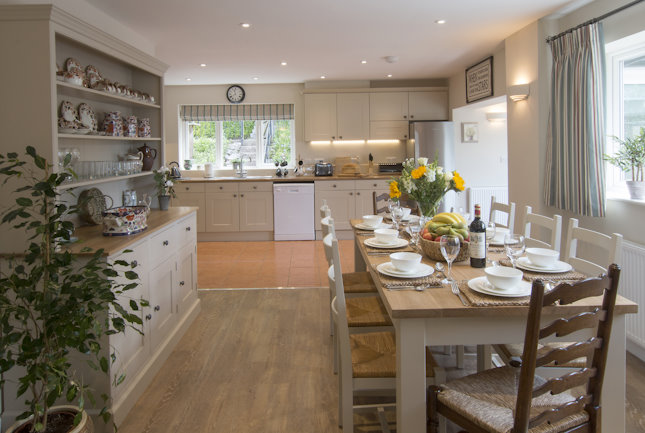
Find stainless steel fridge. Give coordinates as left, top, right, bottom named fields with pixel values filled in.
left=406, top=121, right=455, bottom=213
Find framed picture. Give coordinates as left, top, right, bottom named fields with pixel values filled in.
left=461, top=122, right=478, bottom=143
left=465, top=56, right=493, bottom=103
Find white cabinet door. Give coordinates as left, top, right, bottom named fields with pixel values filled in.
left=239, top=191, right=273, bottom=231
left=173, top=192, right=206, bottom=232
left=355, top=180, right=391, bottom=217
left=315, top=190, right=355, bottom=230
left=336, top=93, right=370, bottom=140
left=369, top=120, right=409, bottom=140
left=204, top=192, right=240, bottom=232
left=304, top=93, right=337, bottom=141
left=408, top=91, right=448, bottom=120
left=176, top=242, right=197, bottom=316
left=148, top=256, right=176, bottom=349
left=370, top=92, right=409, bottom=121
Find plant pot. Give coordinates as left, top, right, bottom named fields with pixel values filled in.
left=158, top=194, right=170, bottom=210
left=626, top=181, right=645, bottom=200
left=7, top=405, right=93, bottom=433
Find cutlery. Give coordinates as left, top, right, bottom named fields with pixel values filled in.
left=356, top=232, right=373, bottom=236
left=434, top=262, right=446, bottom=278
left=450, top=280, right=468, bottom=305
left=385, top=283, right=439, bottom=291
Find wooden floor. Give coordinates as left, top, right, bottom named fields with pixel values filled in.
left=116, top=240, right=645, bottom=433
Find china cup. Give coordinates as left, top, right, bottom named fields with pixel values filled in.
left=525, top=248, right=559, bottom=268
left=390, top=252, right=422, bottom=273
left=484, top=266, right=523, bottom=290
left=374, top=228, right=398, bottom=245
left=362, top=215, right=383, bottom=228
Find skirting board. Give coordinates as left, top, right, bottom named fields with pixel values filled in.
left=628, top=337, right=645, bottom=363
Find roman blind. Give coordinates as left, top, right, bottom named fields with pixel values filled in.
left=180, top=104, right=294, bottom=121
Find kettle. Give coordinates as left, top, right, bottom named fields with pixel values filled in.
left=168, top=161, right=181, bottom=179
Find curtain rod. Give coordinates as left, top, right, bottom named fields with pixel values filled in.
left=545, top=0, right=644, bottom=43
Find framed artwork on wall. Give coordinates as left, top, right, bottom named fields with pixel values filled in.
left=461, top=122, right=479, bottom=143
left=465, top=56, right=493, bottom=103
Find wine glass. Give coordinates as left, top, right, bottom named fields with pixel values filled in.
left=504, top=234, right=525, bottom=268
left=406, top=215, right=421, bottom=247
left=440, top=235, right=461, bottom=283
left=391, top=205, right=404, bottom=232
left=485, top=221, right=496, bottom=263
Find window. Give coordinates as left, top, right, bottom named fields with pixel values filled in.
left=606, top=31, right=645, bottom=197
left=181, top=104, right=295, bottom=169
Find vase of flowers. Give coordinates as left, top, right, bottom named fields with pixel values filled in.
left=153, top=166, right=176, bottom=210
left=389, top=157, right=465, bottom=217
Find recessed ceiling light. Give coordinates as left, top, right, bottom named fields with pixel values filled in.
left=253, top=76, right=259, bottom=80
left=435, top=19, right=446, bottom=24
left=241, top=23, right=251, bottom=28
left=186, top=78, right=192, bottom=81
left=199, top=63, right=206, bottom=67
left=361, top=60, right=367, bottom=64
left=320, top=75, right=326, bottom=79
left=387, top=74, right=393, bottom=78
left=281, top=61, right=287, bottom=66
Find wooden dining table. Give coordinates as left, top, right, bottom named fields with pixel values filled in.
left=350, top=219, right=638, bottom=433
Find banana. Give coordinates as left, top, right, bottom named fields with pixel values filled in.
left=435, top=226, right=451, bottom=236
left=453, top=221, right=468, bottom=230
left=432, top=213, right=457, bottom=225
left=449, top=227, right=464, bottom=242
left=455, top=228, right=469, bottom=239
left=451, top=213, right=467, bottom=224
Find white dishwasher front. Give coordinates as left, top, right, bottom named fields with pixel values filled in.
left=273, top=183, right=315, bottom=241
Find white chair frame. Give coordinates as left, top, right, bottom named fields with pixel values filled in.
left=489, top=196, right=516, bottom=233
left=320, top=199, right=331, bottom=219
left=521, top=205, right=563, bottom=251
left=563, top=218, right=623, bottom=276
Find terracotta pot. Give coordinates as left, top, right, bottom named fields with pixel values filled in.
left=6, top=405, right=93, bottom=433
left=626, top=180, right=645, bottom=200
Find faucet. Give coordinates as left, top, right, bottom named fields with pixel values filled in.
left=236, top=156, right=248, bottom=178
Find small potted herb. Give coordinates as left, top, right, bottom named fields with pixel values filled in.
left=604, top=127, right=645, bottom=200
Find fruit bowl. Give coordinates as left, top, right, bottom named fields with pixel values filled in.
left=419, top=237, right=470, bottom=262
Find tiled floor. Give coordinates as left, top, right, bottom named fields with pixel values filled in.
left=197, top=240, right=356, bottom=288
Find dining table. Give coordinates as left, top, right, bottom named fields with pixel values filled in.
left=350, top=219, right=638, bottom=433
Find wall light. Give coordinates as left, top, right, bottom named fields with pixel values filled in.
left=508, top=83, right=530, bottom=102
left=310, top=141, right=331, bottom=145
left=485, top=112, right=507, bottom=122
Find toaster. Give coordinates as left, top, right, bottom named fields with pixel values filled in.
left=314, top=162, right=333, bottom=176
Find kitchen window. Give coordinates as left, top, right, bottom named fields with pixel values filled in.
left=180, top=104, right=295, bottom=169
left=605, top=31, right=645, bottom=199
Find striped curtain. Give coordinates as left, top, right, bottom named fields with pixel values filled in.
left=544, top=22, right=606, bottom=217
left=180, top=104, right=294, bottom=121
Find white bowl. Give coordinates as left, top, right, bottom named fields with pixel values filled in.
left=390, top=252, right=422, bottom=272
left=526, top=248, right=559, bottom=268
left=484, top=266, right=523, bottom=290
left=362, top=215, right=383, bottom=228
left=400, top=207, right=412, bottom=218
left=374, top=228, right=399, bottom=244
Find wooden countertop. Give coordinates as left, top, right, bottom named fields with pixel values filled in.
left=66, top=207, right=198, bottom=256
left=176, top=174, right=396, bottom=183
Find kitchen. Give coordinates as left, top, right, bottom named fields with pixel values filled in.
left=0, top=0, right=644, bottom=432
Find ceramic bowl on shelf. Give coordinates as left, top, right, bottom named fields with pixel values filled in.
left=102, top=206, right=148, bottom=236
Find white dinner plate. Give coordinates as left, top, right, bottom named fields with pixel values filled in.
left=516, top=257, right=573, bottom=273
left=355, top=222, right=392, bottom=230
left=468, top=276, right=531, bottom=297
left=364, top=237, right=409, bottom=249
left=489, top=227, right=510, bottom=246
left=377, top=262, right=434, bottom=279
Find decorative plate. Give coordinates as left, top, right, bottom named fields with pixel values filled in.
left=78, top=188, right=112, bottom=225
left=78, top=103, right=97, bottom=131
left=60, top=100, right=78, bottom=123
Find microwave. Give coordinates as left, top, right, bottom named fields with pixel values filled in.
left=314, top=162, right=333, bottom=176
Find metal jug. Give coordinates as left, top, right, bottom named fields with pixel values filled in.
left=169, top=161, right=181, bottom=179
left=137, top=143, right=157, bottom=171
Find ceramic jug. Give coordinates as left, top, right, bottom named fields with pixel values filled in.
left=137, top=143, right=157, bottom=171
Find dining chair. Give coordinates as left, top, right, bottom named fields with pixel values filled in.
left=373, top=191, right=419, bottom=216
left=563, top=218, right=623, bottom=277
left=428, top=264, right=621, bottom=433
left=320, top=198, right=331, bottom=219
left=489, top=196, right=516, bottom=233
left=329, top=234, right=446, bottom=433
left=522, top=205, right=562, bottom=251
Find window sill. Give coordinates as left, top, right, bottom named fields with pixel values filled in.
left=607, top=191, right=645, bottom=207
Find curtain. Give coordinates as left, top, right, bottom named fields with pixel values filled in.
left=544, top=22, right=606, bottom=217
left=180, top=104, right=294, bottom=121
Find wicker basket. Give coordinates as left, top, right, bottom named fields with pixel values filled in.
left=420, top=237, right=470, bottom=262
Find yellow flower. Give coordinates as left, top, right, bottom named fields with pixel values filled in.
left=411, top=165, right=426, bottom=179
left=453, top=171, right=465, bottom=191
left=389, top=181, right=401, bottom=199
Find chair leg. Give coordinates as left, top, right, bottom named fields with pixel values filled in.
left=442, top=345, right=451, bottom=355
left=456, top=345, right=464, bottom=369
left=333, top=331, right=338, bottom=374
left=427, top=385, right=441, bottom=433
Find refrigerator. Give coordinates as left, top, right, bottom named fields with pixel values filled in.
left=406, top=121, right=455, bottom=213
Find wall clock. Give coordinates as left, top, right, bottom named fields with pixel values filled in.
left=226, top=85, right=245, bottom=104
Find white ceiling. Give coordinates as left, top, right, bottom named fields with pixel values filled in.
left=84, top=0, right=578, bottom=86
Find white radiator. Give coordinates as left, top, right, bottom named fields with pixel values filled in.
left=466, top=186, right=509, bottom=225
left=622, top=240, right=645, bottom=360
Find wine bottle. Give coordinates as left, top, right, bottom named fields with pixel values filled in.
left=469, top=204, right=486, bottom=268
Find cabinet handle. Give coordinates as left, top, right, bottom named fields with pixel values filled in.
left=180, top=281, right=185, bottom=286
left=332, top=136, right=336, bottom=140
left=163, top=240, right=169, bottom=246
left=241, top=194, right=244, bottom=197
left=373, top=183, right=377, bottom=187
left=154, top=305, right=161, bottom=311
left=132, top=260, right=138, bottom=267
left=356, top=192, right=360, bottom=196
left=404, top=135, right=408, bottom=139
left=403, top=115, right=407, bottom=119
left=219, top=186, right=223, bottom=190
left=186, top=187, right=190, bottom=191
left=333, top=184, right=337, bottom=188
left=145, top=314, right=152, bottom=321
left=410, top=115, right=414, bottom=119
left=186, top=226, right=191, bottom=231
left=253, top=186, right=257, bottom=189
left=339, top=136, right=343, bottom=139
left=233, top=194, right=237, bottom=198
left=349, top=192, right=353, bottom=196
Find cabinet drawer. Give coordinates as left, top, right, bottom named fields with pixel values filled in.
left=175, top=183, right=205, bottom=193
left=205, top=182, right=239, bottom=193
left=315, top=180, right=356, bottom=191
left=176, top=213, right=197, bottom=246
left=148, top=224, right=180, bottom=265
left=239, top=182, right=272, bottom=192
left=355, top=179, right=390, bottom=190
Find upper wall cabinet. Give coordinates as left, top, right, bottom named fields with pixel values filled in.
left=304, top=93, right=369, bottom=141
left=369, top=92, right=409, bottom=121
left=408, top=91, right=448, bottom=120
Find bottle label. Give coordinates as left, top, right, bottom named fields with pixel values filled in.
left=470, top=232, right=486, bottom=259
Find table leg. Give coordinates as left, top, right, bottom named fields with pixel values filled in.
left=354, top=237, right=366, bottom=272
left=396, top=318, right=426, bottom=433
left=477, top=344, right=492, bottom=372
left=602, top=314, right=626, bottom=432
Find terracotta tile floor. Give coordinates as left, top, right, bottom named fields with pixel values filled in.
left=197, top=240, right=355, bottom=288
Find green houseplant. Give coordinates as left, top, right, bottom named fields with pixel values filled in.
left=0, top=147, right=145, bottom=433
left=604, top=127, right=645, bottom=200
left=153, top=166, right=176, bottom=210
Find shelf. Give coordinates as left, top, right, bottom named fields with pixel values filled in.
left=58, top=171, right=153, bottom=190
left=57, top=81, right=161, bottom=109
left=58, top=134, right=161, bottom=141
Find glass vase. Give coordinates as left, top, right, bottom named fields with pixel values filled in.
left=417, top=200, right=441, bottom=218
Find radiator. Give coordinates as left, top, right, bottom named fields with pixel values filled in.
left=466, top=186, right=509, bottom=225
left=622, top=240, right=645, bottom=360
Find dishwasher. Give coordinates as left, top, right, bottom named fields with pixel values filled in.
left=273, top=183, right=315, bottom=240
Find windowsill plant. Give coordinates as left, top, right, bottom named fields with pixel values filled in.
left=604, top=127, right=645, bottom=200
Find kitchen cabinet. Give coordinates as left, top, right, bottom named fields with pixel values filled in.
left=304, top=93, right=369, bottom=141
left=355, top=179, right=390, bottom=216
left=173, top=183, right=206, bottom=232
left=369, top=120, right=409, bottom=140
left=370, top=92, right=409, bottom=121
left=203, top=182, right=272, bottom=232
left=148, top=256, right=176, bottom=349
left=239, top=182, right=274, bottom=231
left=408, top=91, right=449, bottom=120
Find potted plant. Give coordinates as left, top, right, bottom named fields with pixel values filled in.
left=604, top=127, right=645, bottom=200
left=0, top=147, right=145, bottom=433
left=153, top=165, right=176, bottom=210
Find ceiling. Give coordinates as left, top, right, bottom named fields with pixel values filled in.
left=84, top=0, right=579, bottom=86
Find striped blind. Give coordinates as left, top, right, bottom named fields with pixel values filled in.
left=180, top=104, right=294, bottom=121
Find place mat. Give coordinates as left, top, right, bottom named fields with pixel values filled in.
left=369, top=255, right=442, bottom=287
left=458, top=280, right=530, bottom=307
left=489, top=246, right=506, bottom=253
left=498, top=259, right=587, bottom=283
